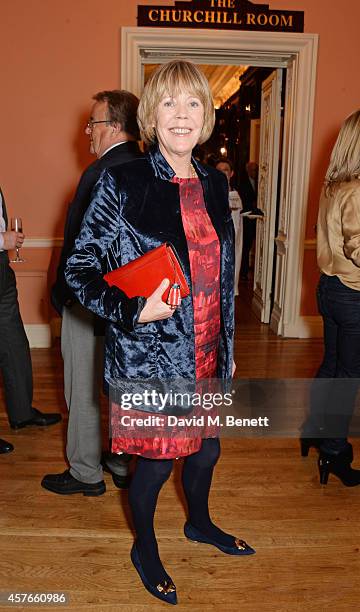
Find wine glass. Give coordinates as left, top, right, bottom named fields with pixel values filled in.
left=10, top=217, right=25, bottom=262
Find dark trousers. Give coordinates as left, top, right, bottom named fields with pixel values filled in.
left=306, top=274, right=360, bottom=453
left=240, top=218, right=256, bottom=278
left=0, top=252, right=33, bottom=424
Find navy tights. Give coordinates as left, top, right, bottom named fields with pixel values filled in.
left=128, top=438, right=237, bottom=586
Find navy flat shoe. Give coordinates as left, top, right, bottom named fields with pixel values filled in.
left=184, top=522, right=255, bottom=556
left=130, top=543, right=177, bottom=605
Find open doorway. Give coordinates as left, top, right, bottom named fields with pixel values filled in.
left=121, top=27, right=318, bottom=337
left=143, top=62, right=285, bottom=327
left=203, top=66, right=287, bottom=325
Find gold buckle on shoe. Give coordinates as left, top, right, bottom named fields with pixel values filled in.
left=157, top=580, right=176, bottom=595
left=235, top=538, right=248, bottom=550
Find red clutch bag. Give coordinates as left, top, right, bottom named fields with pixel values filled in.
left=103, top=243, right=190, bottom=306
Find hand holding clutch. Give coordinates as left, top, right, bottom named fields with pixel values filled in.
left=138, top=278, right=176, bottom=323
left=103, top=243, right=190, bottom=322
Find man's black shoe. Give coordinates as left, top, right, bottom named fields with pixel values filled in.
left=41, top=469, right=106, bottom=496
left=10, top=407, right=62, bottom=430
left=109, top=471, right=131, bottom=489
left=101, top=452, right=131, bottom=489
left=0, top=438, right=14, bottom=454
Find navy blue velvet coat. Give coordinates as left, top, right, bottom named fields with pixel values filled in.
left=65, top=145, right=235, bottom=400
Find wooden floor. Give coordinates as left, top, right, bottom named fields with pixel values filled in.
left=1, top=286, right=360, bottom=611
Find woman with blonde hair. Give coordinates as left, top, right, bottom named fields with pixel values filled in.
left=302, top=109, right=360, bottom=486
left=66, top=60, right=254, bottom=605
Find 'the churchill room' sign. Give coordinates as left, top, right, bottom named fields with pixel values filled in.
left=137, top=0, right=304, bottom=33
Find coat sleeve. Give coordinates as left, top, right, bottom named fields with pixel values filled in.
left=341, top=187, right=360, bottom=267
left=65, top=169, right=145, bottom=332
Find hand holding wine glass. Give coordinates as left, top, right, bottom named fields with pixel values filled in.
left=9, top=217, right=25, bottom=262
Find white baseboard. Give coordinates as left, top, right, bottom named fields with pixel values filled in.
left=283, top=316, right=323, bottom=338
left=24, top=324, right=52, bottom=348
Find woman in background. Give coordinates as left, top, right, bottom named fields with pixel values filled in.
left=304, top=109, right=360, bottom=486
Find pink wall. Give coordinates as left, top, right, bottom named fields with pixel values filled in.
left=1, top=0, right=360, bottom=322
left=273, top=0, right=360, bottom=313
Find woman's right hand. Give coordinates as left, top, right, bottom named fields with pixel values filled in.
left=138, top=278, right=178, bottom=323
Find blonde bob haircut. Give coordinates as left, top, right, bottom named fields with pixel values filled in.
left=137, top=59, right=215, bottom=146
left=325, top=109, right=360, bottom=195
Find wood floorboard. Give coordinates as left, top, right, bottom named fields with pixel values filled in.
left=1, top=289, right=359, bottom=610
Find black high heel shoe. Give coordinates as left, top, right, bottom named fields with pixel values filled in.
left=130, top=543, right=177, bottom=605
left=318, top=446, right=360, bottom=486
left=300, top=437, right=321, bottom=457
left=184, top=523, right=255, bottom=555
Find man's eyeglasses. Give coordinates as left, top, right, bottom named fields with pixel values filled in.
left=86, top=119, right=110, bottom=130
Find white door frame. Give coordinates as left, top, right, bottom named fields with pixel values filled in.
left=253, top=69, right=282, bottom=324
left=121, top=27, right=318, bottom=337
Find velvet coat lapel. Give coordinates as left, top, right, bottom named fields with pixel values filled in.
left=66, top=145, right=235, bottom=401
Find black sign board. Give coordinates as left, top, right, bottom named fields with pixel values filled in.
left=138, top=0, right=304, bottom=33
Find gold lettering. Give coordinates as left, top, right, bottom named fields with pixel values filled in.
left=183, top=10, right=192, bottom=23
left=281, top=15, right=293, bottom=27
left=171, top=10, right=182, bottom=23
left=269, top=14, right=280, bottom=27
left=204, top=11, right=216, bottom=24
left=147, top=5, right=295, bottom=30
left=233, top=12, right=242, bottom=25
left=258, top=14, right=268, bottom=26
left=148, top=9, right=158, bottom=22
left=159, top=9, right=171, bottom=22
left=211, top=0, right=234, bottom=5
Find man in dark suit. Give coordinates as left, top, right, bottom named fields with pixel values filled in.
left=41, top=90, right=142, bottom=495
left=239, top=161, right=259, bottom=281
left=0, top=188, right=61, bottom=454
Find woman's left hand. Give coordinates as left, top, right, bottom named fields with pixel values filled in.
left=138, top=278, right=177, bottom=323
left=232, top=359, right=236, bottom=377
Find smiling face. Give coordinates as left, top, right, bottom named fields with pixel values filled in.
left=155, top=91, right=204, bottom=166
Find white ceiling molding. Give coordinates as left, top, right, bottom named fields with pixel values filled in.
left=203, top=64, right=247, bottom=108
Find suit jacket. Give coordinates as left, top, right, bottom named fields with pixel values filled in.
left=238, top=173, right=257, bottom=212
left=0, top=187, right=8, bottom=230
left=65, top=145, right=235, bottom=400
left=51, top=141, right=143, bottom=315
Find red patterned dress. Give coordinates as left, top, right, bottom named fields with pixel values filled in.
left=112, top=177, right=221, bottom=459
